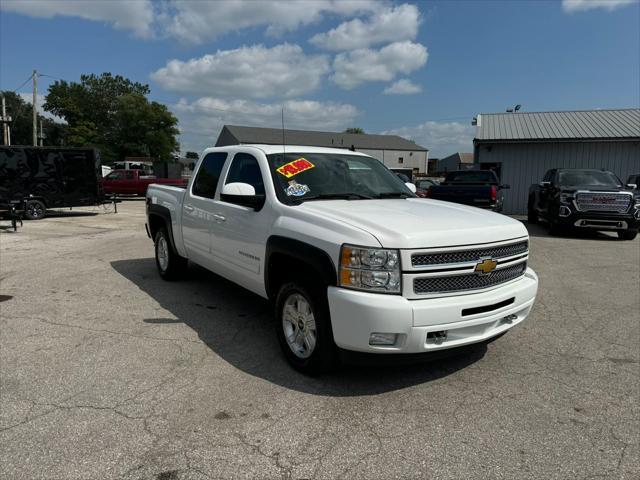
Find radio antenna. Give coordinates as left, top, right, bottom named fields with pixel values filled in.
left=281, top=106, right=286, bottom=159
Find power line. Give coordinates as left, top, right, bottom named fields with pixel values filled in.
left=11, top=73, right=33, bottom=93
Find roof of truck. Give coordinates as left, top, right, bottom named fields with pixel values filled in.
left=204, top=144, right=371, bottom=156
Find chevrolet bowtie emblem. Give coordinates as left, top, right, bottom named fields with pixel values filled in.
left=475, top=258, right=498, bottom=275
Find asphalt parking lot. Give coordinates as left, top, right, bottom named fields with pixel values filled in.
left=1, top=200, right=638, bottom=480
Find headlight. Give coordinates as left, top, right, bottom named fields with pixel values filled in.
left=560, top=193, right=573, bottom=203
left=339, top=244, right=401, bottom=293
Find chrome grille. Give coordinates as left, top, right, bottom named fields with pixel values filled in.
left=413, top=262, right=527, bottom=294
left=411, top=241, right=528, bottom=267
left=575, top=192, right=631, bottom=214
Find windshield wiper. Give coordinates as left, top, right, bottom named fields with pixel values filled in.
left=377, top=192, right=413, bottom=199
left=292, top=193, right=374, bottom=203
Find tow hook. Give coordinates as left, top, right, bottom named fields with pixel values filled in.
left=502, top=314, right=518, bottom=325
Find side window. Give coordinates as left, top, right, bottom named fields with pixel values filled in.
left=543, top=169, right=556, bottom=182
left=107, top=172, right=123, bottom=180
left=192, top=152, right=228, bottom=199
left=225, top=153, right=264, bottom=195
left=125, top=171, right=135, bottom=180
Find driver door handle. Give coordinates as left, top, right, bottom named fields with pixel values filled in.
left=184, top=204, right=194, bottom=212
left=213, top=214, right=226, bottom=222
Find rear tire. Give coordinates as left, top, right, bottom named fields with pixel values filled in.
left=275, top=281, right=337, bottom=375
left=618, top=230, right=638, bottom=240
left=547, top=219, right=562, bottom=236
left=24, top=199, right=46, bottom=220
left=154, top=228, right=187, bottom=280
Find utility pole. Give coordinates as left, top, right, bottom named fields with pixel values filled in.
left=32, top=69, right=38, bottom=146
left=1, top=94, right=9, bottom=145
left=39, top=119, right=44, bottom=146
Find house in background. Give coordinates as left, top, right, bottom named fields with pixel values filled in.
left=215, top=125, right=430, bottom=173
left=437, top=152, right=474, bottom=174
left=473, top=108, right=640, bottom=215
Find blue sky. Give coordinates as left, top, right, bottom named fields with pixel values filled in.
left=1, top=0, right=638, bottom=157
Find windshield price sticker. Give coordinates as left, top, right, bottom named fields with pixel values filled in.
left=277, top=158, right=315, bottom=178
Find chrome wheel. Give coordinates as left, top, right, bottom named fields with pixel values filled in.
left=282, top=293, right=317, bottom=359
left=157, top=235, right=169, bottom=272
left=26, top=201, right=45, bottom=219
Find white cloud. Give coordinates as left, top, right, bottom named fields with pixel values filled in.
left=150, top=44, right=330, bottom=99
left=383, top=79, right=422, bottom=95
left=562, top=0, right=637, bottom=13
left=332, top=41, right=428, bottom=89
left=172, top=97, right=359, bottom=154
left=1, top=0, right=383, bottom=43
left=160, top=0, right=381, bottom=44
left=0, top=0, right=154, bottom=37
left=383, top=121, right=475, bottom=157
left=18, top=93, right=66, bottom=123
left=310, top=4, right=420, bottom=50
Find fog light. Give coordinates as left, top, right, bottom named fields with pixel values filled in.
left=558, top=206, right=571, bottom=217
left=369, top=333, right=397, bottom=346
left=426, top=330, right=448, bottom=345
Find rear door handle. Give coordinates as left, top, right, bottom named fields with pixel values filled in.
left=184, top=204, right=194, bottom=212
left=213, top=214, right=226, bottom=222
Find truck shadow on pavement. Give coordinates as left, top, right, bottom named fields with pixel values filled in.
left=523, top=221, right=622, bottom=240
left=111, top=258, right=488, bottom=396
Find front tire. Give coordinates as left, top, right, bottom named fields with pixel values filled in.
left=275, top=282, right=336, bottom=375
left=618, top=230, right=638, bottom=240
left=527, top=206, right=538, bottom=224
left=154, top=228, right=187, bottom=280
left=24, top=199, right=46, bottom=220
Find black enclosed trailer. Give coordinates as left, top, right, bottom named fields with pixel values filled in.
left=0, top=146, right=104, bottom=220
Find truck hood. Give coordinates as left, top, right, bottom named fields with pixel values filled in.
left=299, top=198, right=527, bottom=248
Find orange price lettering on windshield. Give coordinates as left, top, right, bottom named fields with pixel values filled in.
left=276, top=158, right=315, bottom=178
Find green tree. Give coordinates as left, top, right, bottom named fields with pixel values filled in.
left=344, top=127, right=365, bottom=134
left=43, top=73, right=178, bottom=163
left=185, top=151, right=199, bottom=159
left=0, top=91, right=67, bottom=146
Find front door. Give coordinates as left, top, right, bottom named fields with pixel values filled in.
left=181, top=151, right=228, bottom=269
left=210, top=152, right=272, bottom=295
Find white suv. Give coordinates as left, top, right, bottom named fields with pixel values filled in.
left=146, top=145, right=538, bottom=374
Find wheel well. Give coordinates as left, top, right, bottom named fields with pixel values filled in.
left=147, top=214, right=166, bottom=241
left=267, top=253, right=325, bottom=300
left=26, top=197, right=47, bottom=207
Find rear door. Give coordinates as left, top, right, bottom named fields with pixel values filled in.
left=59, top=150, right=97, bottom=205
left=181, top=151, right=228, bottom=269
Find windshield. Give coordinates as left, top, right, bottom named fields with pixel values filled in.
left=267, top=153, right=414, bottom=204
left=445, top=171, right=497, bottom=183
left=558, top=170, right=622, bottom=188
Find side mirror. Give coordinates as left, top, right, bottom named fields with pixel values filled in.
left=405, top=182, right=417, bottom=193
left=500, top=184, right=511, bottom=190
left=220, top=182, right=265, bottom=211
left=539, top=181, right=551, bottom=188
left=627, top=183, right=637, bottom=190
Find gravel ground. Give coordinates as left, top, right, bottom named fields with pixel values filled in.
left=1, top=200, right=638, bottom=480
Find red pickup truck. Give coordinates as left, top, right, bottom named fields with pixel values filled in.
left=103, top=169, right=188, bottom=196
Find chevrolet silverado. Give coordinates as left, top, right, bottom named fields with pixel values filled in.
left=146, top=145, right=538, bottom=373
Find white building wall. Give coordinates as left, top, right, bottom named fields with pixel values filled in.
left=357, top=149, right=429, bottom=173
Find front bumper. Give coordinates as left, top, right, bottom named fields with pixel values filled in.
left=556, top=208, right=639, bottom=231
left=328, top=268, right=538, bottom=354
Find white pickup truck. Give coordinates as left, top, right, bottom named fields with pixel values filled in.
left=146, top=145, right=538, bottom=373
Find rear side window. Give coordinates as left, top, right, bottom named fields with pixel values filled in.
left=225, top=153, right=264, bottom=195
left=193, top=152, right=227, bottom=199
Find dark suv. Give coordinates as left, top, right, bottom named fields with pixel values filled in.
left=528, top=168, right=639, bottom=240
